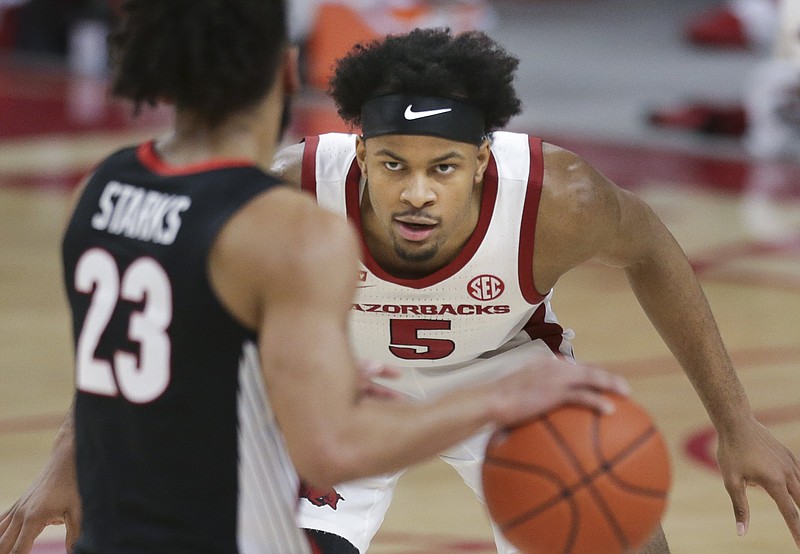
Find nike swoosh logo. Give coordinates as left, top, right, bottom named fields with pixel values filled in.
left=404, top=105, right=452, bottom=120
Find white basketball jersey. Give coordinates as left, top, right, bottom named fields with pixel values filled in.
left=301, top=132, right=573, bottom=397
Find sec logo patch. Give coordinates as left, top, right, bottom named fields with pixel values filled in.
left=467, top=274, right=505, bottom=301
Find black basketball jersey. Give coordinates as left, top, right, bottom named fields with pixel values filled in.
left=62, top=142, right=312, bottom=554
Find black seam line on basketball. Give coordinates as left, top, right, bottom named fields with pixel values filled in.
left=607, top=427, right=667, bottom=498
left=599, top=425, right=667, bottom=497
left=543, top=417, right=663, bottom=551
left=543, top=415, right=628, bottom=553
left=586, top=414, right=631, bottom=550
left=585, top=420, right=667, bottom=550
left=487, top=420, right=665, bottom=541
left=483, top=457, right=577, bottom=532
left=485, top=426, right=663, bottom=497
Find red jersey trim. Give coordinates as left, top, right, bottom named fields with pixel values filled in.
left=519, top=136, right=546, bottom=304
left=300, top=136, right=320, bottom=197
left=136, top=141, right=254, bottom=176
left=345, top=153, right=499, bottom=289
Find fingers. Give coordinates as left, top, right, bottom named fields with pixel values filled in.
left=0, top=509, right=20, bottom=554
left=561, top=389, right=617, bottom=415
left=725, top=478, right=750, bottom=538
left=0, top=503, right=15, bottom=538
left=571, top=364, right=631, bottom=398
left=769, top=477, right=800, bottom=547
left=9, top=520, right=40, bottom=554
left=65, top=515, right=80, bottom=553
left=0, top=510, right=24, bottom=554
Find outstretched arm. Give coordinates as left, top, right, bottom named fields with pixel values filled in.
left=536, top=143, right=800, bottom=548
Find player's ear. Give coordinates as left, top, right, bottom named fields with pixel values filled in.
left=281, top=46, right=300, bottom=95
left=474, top=138, right=491, bottom=184
left=356, top=136, right=368, bottom=177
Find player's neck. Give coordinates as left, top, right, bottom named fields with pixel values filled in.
left=157, top=97, right=283, bottom=171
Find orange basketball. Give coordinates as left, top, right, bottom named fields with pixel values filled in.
left=482, top=393, right=671, bottom=554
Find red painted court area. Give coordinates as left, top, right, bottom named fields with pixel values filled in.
left=3, top=56, right=800, bottom=199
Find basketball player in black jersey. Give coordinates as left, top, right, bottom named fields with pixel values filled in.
left=0, top=3, right=634, bottom=553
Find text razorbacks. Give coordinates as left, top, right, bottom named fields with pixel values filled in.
left=351, top=303, right=510, bottom=315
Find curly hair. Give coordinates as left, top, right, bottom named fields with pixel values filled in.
left=329, top=28, right=522, bottom=133
left=109, top=0, right=286, bottom=127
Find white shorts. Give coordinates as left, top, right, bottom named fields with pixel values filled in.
left=296, top=429, right=518, bottom=553
left=297, top=339, right=567, bottom=553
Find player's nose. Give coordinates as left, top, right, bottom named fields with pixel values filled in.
left=399, top=174, right=436, bottom=208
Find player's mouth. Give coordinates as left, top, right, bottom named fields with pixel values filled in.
left=394, top=217, right=438, bottom=242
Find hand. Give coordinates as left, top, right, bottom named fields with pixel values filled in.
left=0, top=438, right=81, bottom=554
left=716, top=417, right=800, bottom=549
left=490, top=357, right=631, bottom=427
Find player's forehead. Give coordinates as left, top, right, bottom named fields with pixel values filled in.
left=364, top=134, right=477, bottom=162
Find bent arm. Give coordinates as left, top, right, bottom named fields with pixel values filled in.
left=537, top=144, right=749, bottom=429
left=212, top=188, right=629, bottom=488
left=537, top=144, right=800, bottom=546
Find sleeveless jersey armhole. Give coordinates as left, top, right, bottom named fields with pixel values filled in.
left=518, top=136, right=546, bottom=304
left=301, top=136, right=319, bottom=197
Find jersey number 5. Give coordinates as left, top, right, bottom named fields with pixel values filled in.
left=74, top=248, right=172, bottom=403
left=388, top=319, right=455, bottom=360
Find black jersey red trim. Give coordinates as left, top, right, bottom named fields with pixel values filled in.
left=137, top=140, right=254, bottom=176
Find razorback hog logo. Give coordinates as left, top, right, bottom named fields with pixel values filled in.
left=467, top=274, right=505, bottom=301
left=300, top=482, right=344, bottom=510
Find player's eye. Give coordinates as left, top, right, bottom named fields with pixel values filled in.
left=384, top=161, right=403, bottom=171
left=435, top=164, right=455, bottom=175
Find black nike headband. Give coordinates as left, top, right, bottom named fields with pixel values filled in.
left=360, top=94, right=486, bottom=145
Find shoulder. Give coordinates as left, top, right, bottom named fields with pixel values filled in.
left=531, top=142, right=624, bottom=289
left=209, top=187, right=359, bottom=327
left=270, top=142, right=304, bottom=189
left=540, top=142, right=619, bottom=224
left=270, top=133, right=359, bottom=189
left=223, top=187, right=356, bottom=270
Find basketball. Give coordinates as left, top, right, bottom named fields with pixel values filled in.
left=481, top=393, right=671, bottom=554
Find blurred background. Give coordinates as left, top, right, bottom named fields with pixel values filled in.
left=1, top=0, right=799, bottom=552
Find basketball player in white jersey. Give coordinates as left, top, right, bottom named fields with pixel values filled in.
left=0, top=10, right=634, bottom=554
left=266, top=28, right=799, bottom=554
left=2, top=26, right=798, bottom=554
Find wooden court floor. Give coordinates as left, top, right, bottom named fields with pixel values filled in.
left=1, top=74, right=800, bottom=553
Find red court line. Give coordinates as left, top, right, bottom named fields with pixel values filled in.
left=702, top=270, right=800, bottom=293
left=607, top=345, right=800, bottom=378
left=690, top=237, right=800, bottom=274
left=371, top=531, right=495, bottom=553
left=547, top=134, right=800, bottom=199
left=3, top=344, right=796, bottom=436
left=28, top=535, right=496, bottom=554
left=0, top=171, right=86, bottom=191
